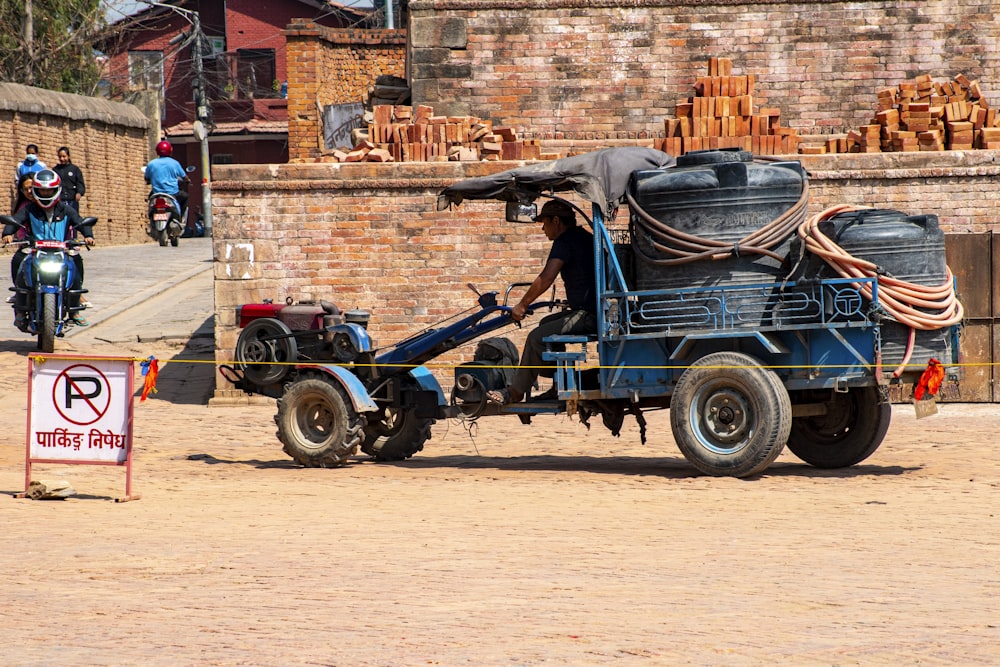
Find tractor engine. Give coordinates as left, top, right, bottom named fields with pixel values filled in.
left=452, top=337, right=519, bottom=417
left=231, top=298, right=370, bottom=397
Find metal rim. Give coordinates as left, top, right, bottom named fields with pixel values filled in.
left=687, top=379, right=755, bottom=455
left=291, top=389, right=338, bottom=452
left=369, top=405, right=403, bottom=439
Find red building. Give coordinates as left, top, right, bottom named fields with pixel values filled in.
left=100, top=0, right=378, bottom=215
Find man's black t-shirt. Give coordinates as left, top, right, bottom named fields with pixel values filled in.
left=548, top=225, right=596, bottom=313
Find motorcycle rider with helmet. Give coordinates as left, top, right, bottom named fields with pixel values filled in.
left=145, top=140, right=190, bottom=219
left=2, top=169, right=94, bottom=328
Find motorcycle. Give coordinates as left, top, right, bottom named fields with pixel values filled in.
left=147, top=191, right=185, bottom=247
left=145, top=164, right=196, bottom=248
left=1, top=215, right=97, bottom=352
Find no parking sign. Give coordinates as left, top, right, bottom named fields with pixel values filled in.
left=21, top=355, right=139, bottom=501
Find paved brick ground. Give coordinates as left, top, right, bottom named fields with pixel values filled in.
left=0, top=345, right=997, bottom=666
left=0, top=240, right=996, bottom=665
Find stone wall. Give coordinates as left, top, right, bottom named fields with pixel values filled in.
left=210, top=149, right=1000, bottom=399
left=0, top=83, right=152, bottom=245
left=408, top=0, right=1000, bottom=141
left=285, top=22, right=407, bottom=162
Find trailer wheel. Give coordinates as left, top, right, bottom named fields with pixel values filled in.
left=670, top=352, right=791, bottom=478
left=275, top=376, right=364, bottom=467
left=787, top=386, right=891, bottom=468
left=361, top=406, right=433, bottom=461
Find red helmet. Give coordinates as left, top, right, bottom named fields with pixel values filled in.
left=156, top=140, right=173, bottom=157
left=32, top=169, right=62, bottom=209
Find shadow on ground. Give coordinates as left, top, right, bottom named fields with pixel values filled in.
left=188, top=450, right=919, bottom=480
left=0, top=339, right=46, bottom=355
left=131, top=317, right=216, bottom=406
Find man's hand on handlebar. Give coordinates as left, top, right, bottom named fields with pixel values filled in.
left=84, top=237, right=95, bottom=247
left=2, top=235, right=12, bottom=245
left=511, top=302, right=529, bottom=322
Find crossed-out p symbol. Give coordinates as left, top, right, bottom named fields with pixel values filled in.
left=53, top=364, right=111, bottom=426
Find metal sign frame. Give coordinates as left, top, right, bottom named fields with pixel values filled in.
left=18, top=354, right=139, bottom=502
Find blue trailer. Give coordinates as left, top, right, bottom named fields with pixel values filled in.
left=221, top=147, right=962, bottom=477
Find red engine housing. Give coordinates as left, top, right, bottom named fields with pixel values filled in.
left=237, top=302, right=334, bottom=331
left=277, top=304, right=328, bottom=331
left=237, top=303, right=285, bottom=327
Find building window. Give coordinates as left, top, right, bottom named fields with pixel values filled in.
left=204, top=55, right=231, bottom=100
left=128, top=50, right=165, bottom=113
left=128, top=50, right=164, bottom=92
left=212, top=154, right=234, bottom=165
left=236, top=48, right=278, bottom=99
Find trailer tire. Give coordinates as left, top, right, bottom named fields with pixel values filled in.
left=361, top=406, right=433, bottom=462
left=787, top=386, right=891, bottom=468
left=275, top=376, right=364, bottom=468
left=670, top=352, right=790, bottom=478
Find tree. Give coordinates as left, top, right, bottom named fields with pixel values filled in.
left=0, top=0, right=106, bottom=94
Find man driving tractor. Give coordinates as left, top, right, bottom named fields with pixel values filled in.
left=489, top=199, right=597, bottom=405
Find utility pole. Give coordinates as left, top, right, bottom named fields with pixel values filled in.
left=191, top=12, right=212, bottom=236
left=144, top=1, right=213, bottom=236
left=24, top=0, right=34, bottom=85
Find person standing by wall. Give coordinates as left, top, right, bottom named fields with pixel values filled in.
left=53, top=146, right=86, bottom=213
left=14, top=144, right=47, bottom=182
left=51, top=147, right=92, bottom=307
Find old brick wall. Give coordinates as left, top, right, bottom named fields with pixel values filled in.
left=210, top=151, right=1000, bottom=398
left=408, top=0, right=1000, bottom=140
left=286, top=21, right=407, bottom=162
left=0, top=83, right=153, bottom=246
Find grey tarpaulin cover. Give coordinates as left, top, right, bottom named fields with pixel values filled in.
left=436, top=147, right=676, bottom=216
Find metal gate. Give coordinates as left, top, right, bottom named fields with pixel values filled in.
left=944, top=233, right=994, bottom=402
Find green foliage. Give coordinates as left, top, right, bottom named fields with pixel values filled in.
left=0, top=0, right=106, bottom=95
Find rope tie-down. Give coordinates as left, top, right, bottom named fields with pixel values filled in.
left=796, top=204, right=965, bottom=378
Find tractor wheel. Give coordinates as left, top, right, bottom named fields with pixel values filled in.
left=787, top=386, right=891, bottom=468
left=38, top=292, right=56, bottom=353
left=360, top=405, right=433, bottom=462
left=670, top=351, right=791, bottom=478
left=275, top=376, right=364, bottom=468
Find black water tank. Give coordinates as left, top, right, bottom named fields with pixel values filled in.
left=627, top=149, right=806, bottom=331
left=629, top=149, right=806, bottom=291
left=810, top=208, right=953, bottom=370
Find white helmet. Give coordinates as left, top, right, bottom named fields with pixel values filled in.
left=32, top=169, right=62, bottom=209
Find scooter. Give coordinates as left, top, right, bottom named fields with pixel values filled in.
left=1, top=215, right=97, bottom=352
left=147, top=192, right=185, bottom=247
left=144, top=164, right=195, bottom=248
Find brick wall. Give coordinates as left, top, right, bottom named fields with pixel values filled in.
left=285, top=21, right=407, bottom=161
left=408, top=0, right=1000, bottom=140
left=210, top=150, right=1000, bottom=398
left=0, top=83, right=152, bottom=246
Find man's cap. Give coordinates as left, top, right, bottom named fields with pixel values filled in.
left=533, top=199, right=575, bottom=222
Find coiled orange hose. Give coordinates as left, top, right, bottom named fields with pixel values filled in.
left=627, top=179, right=810, bottom=266
left=797, top=204, right=964, bottom=376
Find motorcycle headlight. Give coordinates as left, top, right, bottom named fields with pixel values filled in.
left=38, top=260, right=63, bottom=274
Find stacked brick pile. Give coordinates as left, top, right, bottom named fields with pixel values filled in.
left=804, top=74, right=1000, bottom=154
left=660, top=57, right=802, bottom=156
left=327, top=104, right=552, bottom=163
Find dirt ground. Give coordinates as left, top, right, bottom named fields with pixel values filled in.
left=1, top=335, right=998, bottom=667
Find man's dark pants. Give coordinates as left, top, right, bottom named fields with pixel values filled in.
left=512, top=309, right=597, bottom=397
